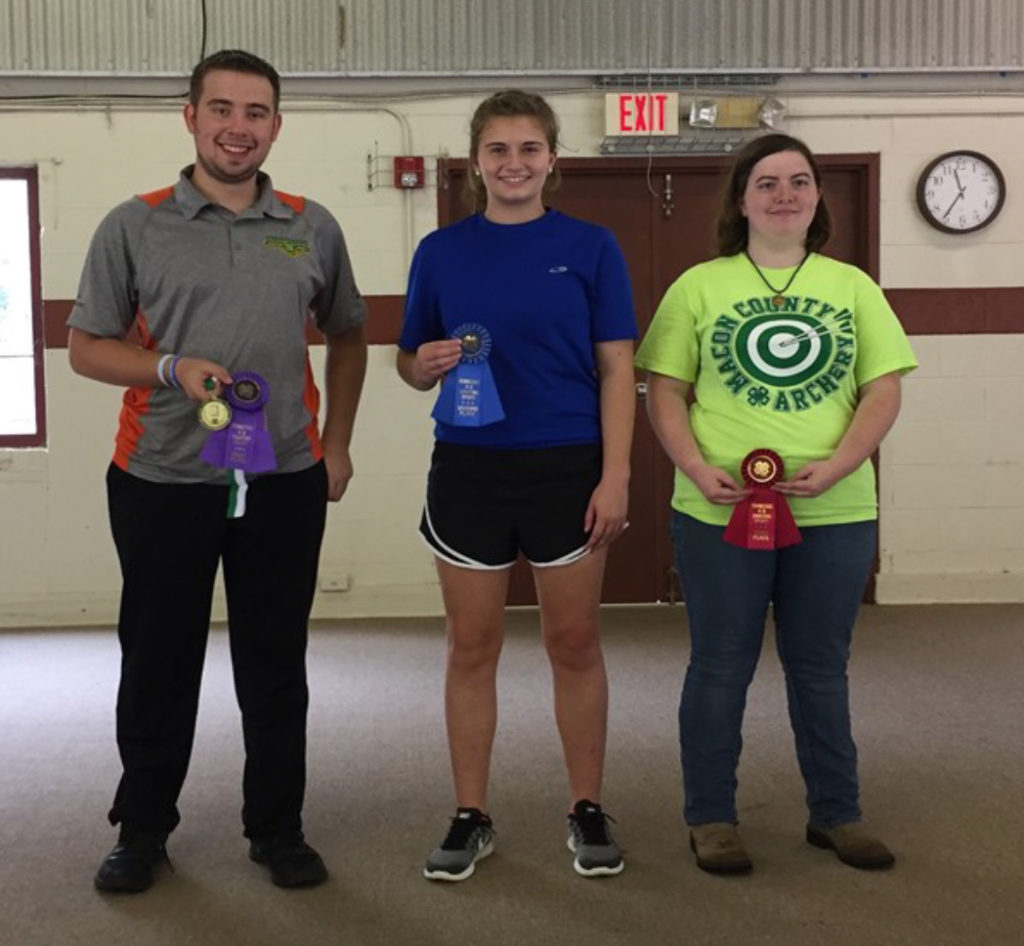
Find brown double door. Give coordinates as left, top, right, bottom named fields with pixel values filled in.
left=439, top=154, right=879, bottom=604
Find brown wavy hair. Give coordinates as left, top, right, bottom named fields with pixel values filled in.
left=716, top=133, right=831, bottom=256
left=465, top=90, right=562, bottom=213
left=189, top=49, right=281, bottom=111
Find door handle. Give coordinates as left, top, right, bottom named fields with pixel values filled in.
left=635, top=382, right=648, bottom=398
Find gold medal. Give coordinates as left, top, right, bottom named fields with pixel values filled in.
left=198, top=398, right=232, bottom=431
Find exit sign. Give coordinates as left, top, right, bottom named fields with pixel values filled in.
left=605, top=92, right=679, bottom=136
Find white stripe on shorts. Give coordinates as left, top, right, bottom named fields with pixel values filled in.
left=527, top=543, right=591, bottom=568
left=421, top=501, right=516, bottom=571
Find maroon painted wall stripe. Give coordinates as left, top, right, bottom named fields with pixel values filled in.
left=43, top=288, right=1023, bottom=349
left=44, top=296, right=406, bottom=348
left=884, top=288, right=1024, bottom=335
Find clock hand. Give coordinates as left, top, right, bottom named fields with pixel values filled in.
left=942, top=191, right=964, bottom=219
left=953, top=168, right=964, bottom=192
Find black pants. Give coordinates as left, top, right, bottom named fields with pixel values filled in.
left=105, top=462, right=327, bottom=839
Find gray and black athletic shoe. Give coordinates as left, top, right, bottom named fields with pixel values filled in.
left=423, top=807, right=495, bottom=882
left=567, top=799, right=624, bottom=877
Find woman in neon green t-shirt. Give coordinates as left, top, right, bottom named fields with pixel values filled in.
left=636, top=133, right=916, bottom=875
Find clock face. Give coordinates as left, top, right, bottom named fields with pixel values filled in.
left=916, top=151, right=1006, bottom=234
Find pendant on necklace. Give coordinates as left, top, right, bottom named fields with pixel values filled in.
left=745, top=251, right=810, bottom=308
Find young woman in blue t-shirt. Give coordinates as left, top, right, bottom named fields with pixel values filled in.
left=397, top=90, right=637, bottom=882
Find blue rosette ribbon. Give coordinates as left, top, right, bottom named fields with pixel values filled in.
left=431, top=323, right=505, bottom=427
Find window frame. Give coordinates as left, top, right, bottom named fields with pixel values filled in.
left=0, top=166, right=46, bottom=448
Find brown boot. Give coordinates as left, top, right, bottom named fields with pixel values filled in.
left=689, top=822, right=753, bottom=874
left=806, top=823, right=895, bottom=870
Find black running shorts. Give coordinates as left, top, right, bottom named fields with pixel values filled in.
left=419, top=441, right=602, bottom=569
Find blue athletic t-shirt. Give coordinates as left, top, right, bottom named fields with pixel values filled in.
left=399, top=210, right=637, bottom=448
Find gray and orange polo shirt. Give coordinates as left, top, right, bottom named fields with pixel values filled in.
left=68, top=167, right=366, bottom=484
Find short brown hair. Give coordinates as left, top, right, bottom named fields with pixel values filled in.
left=465, top=90, right=561, bottom=213
left=716, top=133, right=831, bottom=256
left=189, top=49, right=280, bottom=111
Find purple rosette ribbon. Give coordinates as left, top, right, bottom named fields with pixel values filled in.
left=199, top=371, right=277, bottom=473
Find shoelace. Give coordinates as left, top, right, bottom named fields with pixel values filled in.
left=572, top=808, right=617, bottom=846
left=441, top=812, right=493, bottom=851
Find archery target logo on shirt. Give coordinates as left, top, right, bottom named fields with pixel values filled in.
left=735, top=314, right=833, bottom=387
left=709, top=297, right=856, bottom=413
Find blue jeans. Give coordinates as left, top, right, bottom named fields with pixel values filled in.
left=671, top=511, right=876, bottom=828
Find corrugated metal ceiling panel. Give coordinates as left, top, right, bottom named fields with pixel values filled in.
left=0, top=0, right=342, bottom=73
left=1, top=0, right=1022, bottom=75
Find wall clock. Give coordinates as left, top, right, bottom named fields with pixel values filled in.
left=916, top=150, right=1005, bottom=234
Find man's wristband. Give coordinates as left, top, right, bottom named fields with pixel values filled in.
left=156, top=353, right=174, bottom=387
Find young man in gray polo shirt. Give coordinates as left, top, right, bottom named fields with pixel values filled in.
left=68, top=49, right=367, bottom=892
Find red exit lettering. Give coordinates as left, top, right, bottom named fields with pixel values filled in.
left=618, top=93, right=670, bottom=133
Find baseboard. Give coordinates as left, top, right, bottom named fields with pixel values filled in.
left=0, top=584, right=446, bottom=630
left=0, top=592, right=121, bottom=630
left=6, top=575, right=1020, bottom=628
left=309, top=584, right=445, bottom=621
left=875, top=572, right=1024, bottom=604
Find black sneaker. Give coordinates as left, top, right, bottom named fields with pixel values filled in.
left=423, top=807, right=495, bottom=882
left=94, top=829, right=169, bottom=893
left=567, top=799, right=624, bottom=877
left=249, top=831, right=328, bottom=888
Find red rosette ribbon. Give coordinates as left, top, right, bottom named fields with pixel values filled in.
left=722, top=449, right=802, bottom=550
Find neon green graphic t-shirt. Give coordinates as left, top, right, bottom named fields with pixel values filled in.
left=635, top=253, right=918, bottom=527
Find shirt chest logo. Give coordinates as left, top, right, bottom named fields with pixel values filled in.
left=709, top=296, right=856, bottom=413
left=264, top=236, right=310, bottom=258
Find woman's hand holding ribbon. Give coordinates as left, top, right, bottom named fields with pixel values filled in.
left=689, top=461, right=752, bottom=505
left=415, top=339, right=463, bottom=386
left=773, top=459, right=843, bottom=498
